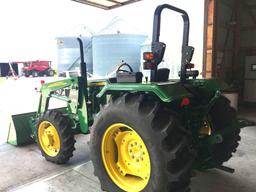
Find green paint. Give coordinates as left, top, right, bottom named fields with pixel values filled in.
left=97, top=81, right=191, bottom=103
left=7, top=112, right=36, bottom=146
left=36, top=77, right=106, bottom=135
left=38, top=78, right=78, bottom=114
left=35, top=77, right=229, bottom=144
left=9, top=73, right=237, bottom=170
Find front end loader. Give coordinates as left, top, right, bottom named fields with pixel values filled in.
left=7, top=4, right=255, bottom=192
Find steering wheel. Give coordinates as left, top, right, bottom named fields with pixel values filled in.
left=117, top=63, right=133, bottom=73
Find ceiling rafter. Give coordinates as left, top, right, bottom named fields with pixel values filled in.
left=72, top=0, right=142, bottom=10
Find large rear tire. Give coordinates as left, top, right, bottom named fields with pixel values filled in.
left=197, top=96, right=241, bottom=169
left=36, top=110, right=75, bottom=164
left=90, top=93, right=194, bottom=192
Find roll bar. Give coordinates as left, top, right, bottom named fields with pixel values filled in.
left=151, top=4, right=193, bottom=82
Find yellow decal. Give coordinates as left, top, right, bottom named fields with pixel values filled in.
left=88, top=81, right=106, bottom=87
left=47, top=82, right=67, bottom=88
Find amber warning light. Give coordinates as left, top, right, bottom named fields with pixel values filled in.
left=143, top=52, right=156, bottom=70
left=187, top=63, right=195, bottom=69
left=143, top=52, right=154, bottom=61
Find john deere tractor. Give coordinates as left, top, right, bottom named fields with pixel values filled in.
left=9, top=4, right=247, bottom=192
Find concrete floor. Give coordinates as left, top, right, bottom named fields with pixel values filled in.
left=0, top=124, right=255, bottom=192
left=1, top=77, right=256, bottom=192
left=0, top=135, right=91, bottom=192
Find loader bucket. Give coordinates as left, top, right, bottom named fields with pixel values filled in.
left=7, top=112, right=37, bottom=146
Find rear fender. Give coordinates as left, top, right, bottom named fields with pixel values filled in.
left=97, top=82, right=192, bottom=103
left=186, top=79, right=228, bottom=94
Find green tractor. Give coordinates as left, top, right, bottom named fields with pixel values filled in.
left=8, top=4, right=250, bottom=192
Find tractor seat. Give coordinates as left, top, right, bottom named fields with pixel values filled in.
left=156, top=68, right=170, bottom=82
left=109, top=71, right=143, bottom=83
left=109, top=69, right=169, bottom=83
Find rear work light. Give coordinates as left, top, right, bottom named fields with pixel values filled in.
left=143, top=42, right=166, bottom=70
left=186, top=63, right=195, bottom=69
left=143, top=52, right=154, bottom=61
left=143, top=52, right=156, bottom=70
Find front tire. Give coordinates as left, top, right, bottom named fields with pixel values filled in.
left=90, top=93, right=194, bottom=192
left=36, top=110, right=75, bottom=164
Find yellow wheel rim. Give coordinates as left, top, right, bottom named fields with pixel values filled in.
left=38, top=121, right=60, bottom=157
left=200, top=120, right=212, bottom=136
left=101, top=123, right=151, bottom=192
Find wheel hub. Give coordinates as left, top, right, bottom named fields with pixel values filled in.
left=200, top=120, right=212, bottom=136
left=101, top=123, right=151, bottom=192
left=114, top=131, right=150, bottom=179
left=128, top=141, right=144, bottom=159
left=38, top=121, right=60, bottom=157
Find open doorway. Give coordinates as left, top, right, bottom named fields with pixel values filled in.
left=204, top=0, right=256, bottom=104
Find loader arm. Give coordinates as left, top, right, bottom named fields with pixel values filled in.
left=38, top=77, right=90, bottom=134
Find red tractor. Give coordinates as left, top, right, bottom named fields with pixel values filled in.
left=21, top=60, right=55, bottom=77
